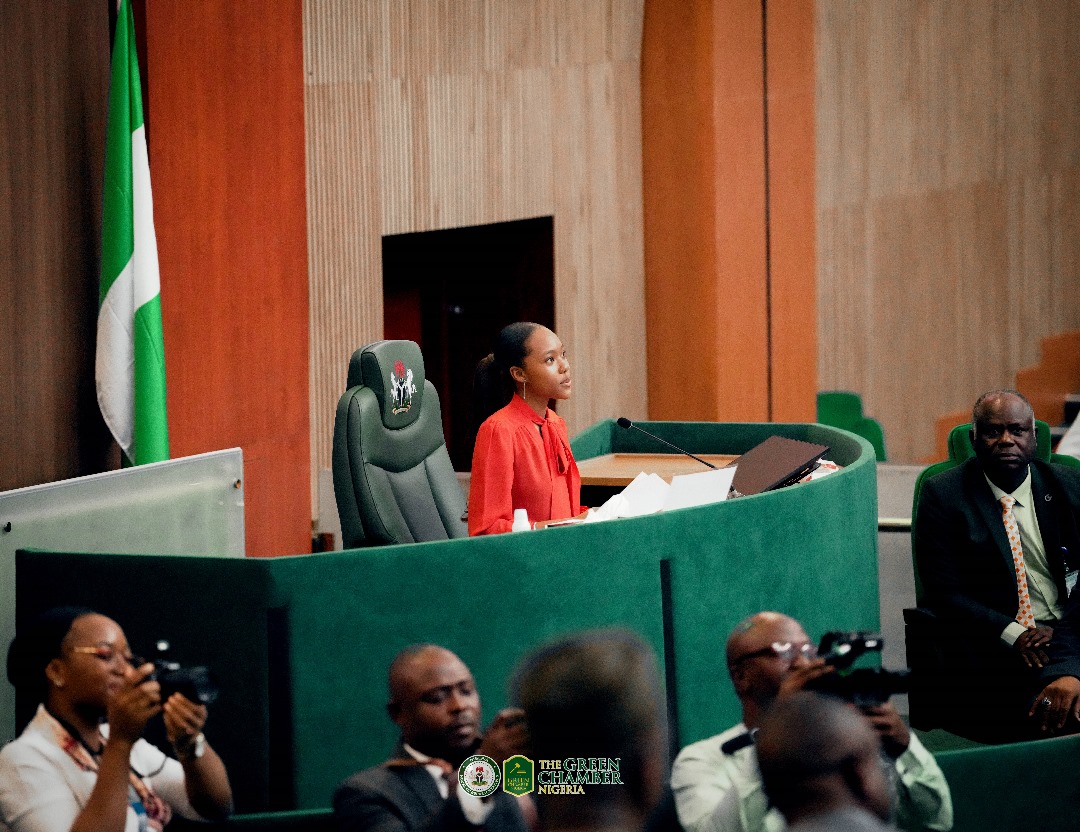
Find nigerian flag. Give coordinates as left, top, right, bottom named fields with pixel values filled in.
left=96, top=0, right=169, bottom=465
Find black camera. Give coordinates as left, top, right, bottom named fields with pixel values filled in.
left=148, top=640, right=219, bottom=705
left=807, top=631, right=910, bottom=706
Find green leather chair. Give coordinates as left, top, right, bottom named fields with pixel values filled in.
left=332, top=340, right=468, bottom=547
left=816, top=390, right=887, bottom=461
left=905, top=420, right=1080, bottom=735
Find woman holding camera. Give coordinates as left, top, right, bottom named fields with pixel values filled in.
left=0, top=607, right=232, bottom=832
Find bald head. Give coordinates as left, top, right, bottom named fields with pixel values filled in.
left=726, top=612, right=804, bottom=666
left=757, top=692, right=892, bottom=824
left=972, top=389, right=1033, bottom=428
left=724, top=612, right=816, bottom=725
left=386, top=644, right=482, bottom=763
left=387, top=644, right=446, bottom=704
left=970, top=390, right=1037, bottom=491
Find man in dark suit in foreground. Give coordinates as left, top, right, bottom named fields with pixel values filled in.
left=915, top=389, right=1080, bottom=740
left=333, top=644, right=530, bottom=832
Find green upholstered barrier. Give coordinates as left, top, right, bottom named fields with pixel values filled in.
left=15, top=420, right=878, bottom=811
left=168, top=809, right=335, bottom=832
left=934, top=734, right=1080, bottom=831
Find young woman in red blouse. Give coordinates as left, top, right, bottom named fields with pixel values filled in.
left=468, top=322, right=582, bottom=535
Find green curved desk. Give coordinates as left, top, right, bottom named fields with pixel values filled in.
left=15, top=421, right=878, bottom=810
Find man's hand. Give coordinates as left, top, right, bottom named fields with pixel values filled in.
left=164, top=692, right=209, bottom=757
left=1029, top=676, right=1080, bottom=733
left=476, top=707, right=529, bottom=764
left=860, top=702, right=910, bottom=759
left=775, top=658, right=834, bottom=701
left=107, top=663, right=162, bottom=745
left=1015, top=626, right=1054, bottom=669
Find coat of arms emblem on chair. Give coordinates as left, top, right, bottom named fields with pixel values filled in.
left=389, top=359, right=417, bottom=414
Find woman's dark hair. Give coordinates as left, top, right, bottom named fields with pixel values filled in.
left=473, top=321, right=541, bottom=430
left=6, top=606, right=96, bottom=699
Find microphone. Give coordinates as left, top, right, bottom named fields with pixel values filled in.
left=616, top=417, right=717, bottom=470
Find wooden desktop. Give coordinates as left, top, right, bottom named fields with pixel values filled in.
left=577, top=451, right=737, bottom=486
left=577, top=451, right=737, bottom=505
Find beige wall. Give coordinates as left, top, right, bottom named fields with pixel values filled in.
left=817, top=1, right=1080, bottom=462
left=303, top=0, right=647, bottom=499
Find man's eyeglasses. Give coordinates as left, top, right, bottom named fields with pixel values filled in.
left=71, top=644, right=142, bottom=667
left=728, top=641, right=817, bottom=667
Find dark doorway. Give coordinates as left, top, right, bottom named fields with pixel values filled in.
left=382, top=217, right=555, bottom=471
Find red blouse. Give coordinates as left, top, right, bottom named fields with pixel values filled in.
left=468, top=394, right=581, bottom=535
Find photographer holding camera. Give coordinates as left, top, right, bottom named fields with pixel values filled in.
left=671, top=612, right=952, bottom=832
left=0, top=607, right=232, bottom=832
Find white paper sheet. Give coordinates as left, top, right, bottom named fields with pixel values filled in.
left=662, top=465, right=737, bottom=512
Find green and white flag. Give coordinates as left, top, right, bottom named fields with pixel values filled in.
left=96, top=0, right=169, bottom=465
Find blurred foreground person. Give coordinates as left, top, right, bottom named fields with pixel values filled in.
left=513, top=629, right=667, bottom=832
left=757, top=692, right=894, bottom=832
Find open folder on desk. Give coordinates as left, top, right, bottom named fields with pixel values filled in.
left=725, top=435, right=829, bottom=495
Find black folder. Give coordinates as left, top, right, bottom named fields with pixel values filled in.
left=725, top=435, right=830, bottom=496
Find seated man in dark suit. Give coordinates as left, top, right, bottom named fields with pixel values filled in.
left=915, top=389, right=1080, bottom=740
left=333, top=644, right=530, bottom=832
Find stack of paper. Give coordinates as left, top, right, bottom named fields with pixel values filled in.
left=583, top=466, right=737, bottom=523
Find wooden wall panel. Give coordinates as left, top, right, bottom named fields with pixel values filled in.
left=0, top=3, right=114, bottom=491
left=147, top=1, right=310, bottom=556
left=711, top=0, right=769, bottom=419
left=766, top=0, right=817, bottom=422
left=641, top=1, right=720, bottom=420
left=304, top=0, right=647, bottom=491
left=643, top=0, right=816, bottom=423
left=817, top=1, right=1080, bottom=462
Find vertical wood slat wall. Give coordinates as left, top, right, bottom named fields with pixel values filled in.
left=303, top=0, right=647, bottom=498
left=0, top=3, right=114, bottom=492
left=817, top=1, right=1080, bottom=462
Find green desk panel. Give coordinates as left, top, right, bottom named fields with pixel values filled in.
left=15, top=421, right=878, bottom=810
left=934, top=733, right=1080, bottom=831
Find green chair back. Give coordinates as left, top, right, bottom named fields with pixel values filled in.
left=816, top=391, right=887, bottom=462
left=332, top=340, right=468, bottom=547
left=816, top=391, right=864, bottom=429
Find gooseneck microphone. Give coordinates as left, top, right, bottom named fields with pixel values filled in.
left=616, top=417, right=717, bottom=469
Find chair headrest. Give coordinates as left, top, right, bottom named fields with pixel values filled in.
left=347, top=340, right=427, bottom=430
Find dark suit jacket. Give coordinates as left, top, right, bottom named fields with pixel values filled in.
left=333, top=750, right=527, bottom=832
left=915, top=458, right=1080, bottom=681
